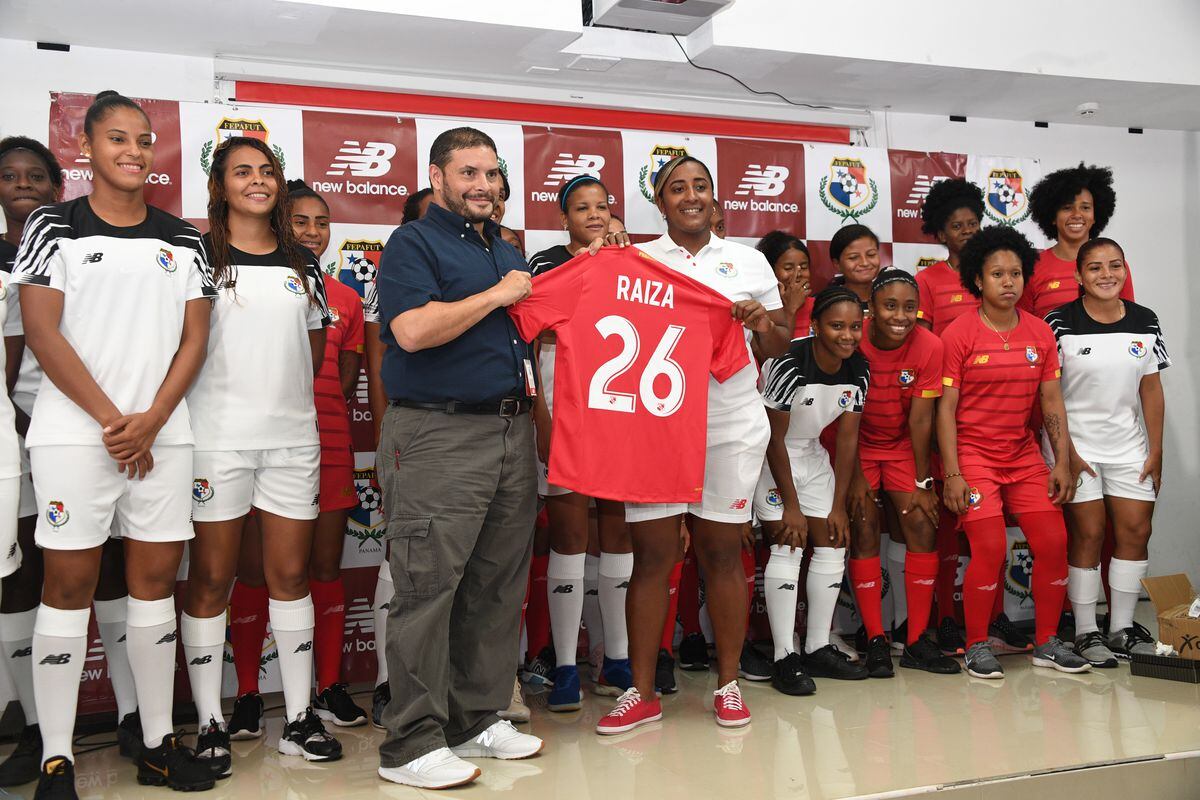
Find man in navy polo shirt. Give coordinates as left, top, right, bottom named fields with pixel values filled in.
left=374, top=127, right=542, bottom=790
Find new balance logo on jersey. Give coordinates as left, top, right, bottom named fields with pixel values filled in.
left=189, top=655, right=212, bottom=665
left=778, top=583, right=796, bottom=591
left=156, top=632, right=178, bottom=645
left=551, top=584, right=574, bottom=594
left=39, top=653, right=71, bottom=665
left=82, top=252, right=104, bottom=264
left=801, top=397, right=815, bottom=406
left=734, top=165, right=789, bottom=197
left=543, top=154, right=606, bottom=187
left=1077, top=347, right=1092, bottom=355
left=294, top=641, right=313, bottom=653
left=326, top=141, right=396, bottom=177
left=10, top=647, right=31, bottom=658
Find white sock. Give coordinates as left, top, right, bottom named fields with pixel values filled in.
left=764, top=545, right=804, bottom=660
left=598, top=552, right=633, bottom=661
left=1068, top=565, right=1102, bottom=635
left=181, top=612, right=227, bottom=729
left=94, top=596, right=138, bottom=720
left=804, top=547, right=847, bottom=654
left=270, top=596, right=315, bottom=723
left=1108, top=558, right=1149, bottom=633
left=33, top=605, right=90, bottom=763
left=547, top=551, right=586, bottom=668
left=373, top=562, right=393, bottom=687
left=126, top=597, right=178, bottom=747
left=581, top=554, right=604, bottom=658
left=0, top=609, right=38, bottom=725
left=887, top=538, right=907, bottom=629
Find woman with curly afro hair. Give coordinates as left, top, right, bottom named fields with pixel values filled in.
left=937, top=225, right=1090, bottom=679
left=1022, top=163, right=1133, bottom=318
left=916, top=178, right=983, bottom=336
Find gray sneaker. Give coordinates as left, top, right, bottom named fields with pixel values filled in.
left=1109, top=622, right=1156, bottom=659
left=965, top=642, right=1004, bottom=679
left=1074, top=631, right=1118, bottom=668
left=1032, top=636, right=1092, bottom=673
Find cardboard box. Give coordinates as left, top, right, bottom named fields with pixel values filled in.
left=1141, top=574, right=1200, bottom=660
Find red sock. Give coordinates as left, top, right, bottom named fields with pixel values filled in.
left=310, top=577, right=346, bottom=692
left=660, top=560, right=683, bottom=654
left=678, top=550, right=702, bottom=637
left=849, top=556, right=885, bottom=638
left=905, top=551, right=940, bottom=644
left=934, top=511, right=961, bottom=623
left=991, top=562, right=1006, bottom=619
left=229, top=581, right=269, bottom=697
left=525, top=554, right=551, bottom=659
left=962, top=518, right=1007, bottom=647
left=741, top=547, right=756, bottom=626
left=1020, top=511, right=1069, bottom=646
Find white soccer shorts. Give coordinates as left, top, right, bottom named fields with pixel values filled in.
left=192, top=446, right=321, bottom=522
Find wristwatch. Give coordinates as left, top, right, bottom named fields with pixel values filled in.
left=914, top=477, right=934, bottom=491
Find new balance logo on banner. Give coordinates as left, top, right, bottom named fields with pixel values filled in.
left=734, top=164, right=789, bottom=197
left=326, top=141, right=397, bottom=178
left=904, top=174, right=949, bottom=206
left=543, top=154, right=606, bottom=187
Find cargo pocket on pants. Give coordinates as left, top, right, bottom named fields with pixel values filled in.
left=384, top=514, right=439, bottom=597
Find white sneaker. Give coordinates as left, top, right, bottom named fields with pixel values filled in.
left=450, top=720, right=543, bottom=760
left=378, top=747, right=480, bottom=789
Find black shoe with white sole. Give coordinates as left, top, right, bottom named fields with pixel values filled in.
left=737, top=641, right=772, bottom=682
left=314, top=683, right=368, bottom=727
left=195, top=718, right=232, bottom=779
left=227, top=693, right=264, bottom=740
left=279, top=709, right=343, bottom=762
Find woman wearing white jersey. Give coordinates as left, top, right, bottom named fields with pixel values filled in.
left=595, top=156, right=791, bottom=734
left=1045, top=237, right=1168, bottom=665
left=13, top=91, right=216, bottom=799
left=182, top=136, right=340, bottom=769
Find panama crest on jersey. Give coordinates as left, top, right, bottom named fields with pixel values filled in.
left=639, top=144, right=688, bottom=203
left=1129, top=340, right=1147, bottom=358
left=192, top=479, right=214, bottom=504
left=284, top=275, right=306, bottom=295
left=898, top=369, right=915, bottom=386
left=818, top=156, right=878, bottom=223
left=716, top=262, right=738, bottom=278
left=983, top=168, right=1032, bottom=226
left=837, top=389, right=854, bottom=409
left=45, top=500, right=69, bottom=528
left=156, top=248, right=177, bottom=273
left=200, top=118, right=286, bottom=175
left=1025, top=345, right=1039, bottom=363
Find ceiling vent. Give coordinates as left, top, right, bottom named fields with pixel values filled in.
left=587, top=0, right=735, bottom=36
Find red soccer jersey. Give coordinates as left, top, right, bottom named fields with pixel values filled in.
left=941, top=311, right=1060, bottom=469
left=857, top=323, right=943, bottom=460
left=314, top=276, right=365, bottom=466
left=1019, top=248, right=1135, bottom=319
left=793, top=297, right=814, bottom=338
left=915, top=261, right=979, bottom=337
left=508, top=246, right=749, bottom=502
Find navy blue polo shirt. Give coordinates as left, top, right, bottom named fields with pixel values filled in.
left=376, top=201, right=531, bottom=403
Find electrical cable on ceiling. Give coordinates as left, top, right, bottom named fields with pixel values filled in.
left=671, top=34, right=834, bottom=110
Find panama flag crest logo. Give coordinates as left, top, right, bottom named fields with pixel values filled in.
left=819, top=157, right=878, bottom=222
left=639, top=145, right=689, bottom=203
left=201, top=118, right=286, bottom=175
left=984, top=168, right=1031, bottom=226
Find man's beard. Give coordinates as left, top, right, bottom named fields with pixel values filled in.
left=442, top=190, right=494, bottom=224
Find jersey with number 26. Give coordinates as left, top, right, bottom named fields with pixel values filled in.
left=509, top=247, right=749, bottom=503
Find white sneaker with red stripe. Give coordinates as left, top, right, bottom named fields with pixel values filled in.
left=595, top=688, right=663, bottom=735
left=713, top=681, right=751, bottom=728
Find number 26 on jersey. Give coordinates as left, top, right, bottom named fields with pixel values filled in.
left=587, top=314, right=687, bottom=418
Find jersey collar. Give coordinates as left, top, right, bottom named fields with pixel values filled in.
left=656, top=231, right=724, bottom=260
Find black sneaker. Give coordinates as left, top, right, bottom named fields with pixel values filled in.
left=372, top=681, right=390, bottom=730
left=937, top=616, right=966, bottom=656
left=279, top=709, right=342, bottom=762
left=890, top=621, right=908, bottom=654
left=136, top=733, right=216, bottom=792
left=1109, top=622, right=1156, bottom=659
left=853, top=625, right=869, bottom=655
left=0, top=724, right=42, bottom=786
left=865, top=635, right=894, bottom=678
left=771, top=652, right=816, bottom=696
left=521, top=646, right=556, bottom=687
left=737, top=641, right=772, bottom=682
left=33, top=756, right=76, bottom=800
left=1057, top=611, right=1076, bottom=645
left=314, top=683, right=368, bottom=727
left=988, top=613, right=1033, bottom=654
left=804, top=644, right=868, bottom=680
left=117, top=710, right=142, bottom=760
left=900, top=635, right=962, bottom=675
left=228, top=692, right=264, bottom=740
left=655, top=649, right=677, bottom=695
left=195, top=717, right=232, bottom=779
left=678, top=633, right=709, bottom=671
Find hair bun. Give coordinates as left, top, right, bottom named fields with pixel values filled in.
left=94, top=90, right=121, bottom=101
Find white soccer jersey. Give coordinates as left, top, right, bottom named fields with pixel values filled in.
left=1046, top=298, right=1170, bottom=463
left=11, top=198, right=215, bottom=447
left=4, top=238, right=44, bottom=418
left=761, top=336, right=870, bottom=455
left=637, top=233, right=782, bottom=416
left=0, top=267, right=19, bottom=479
left=188, top=240, right=331, bottom=452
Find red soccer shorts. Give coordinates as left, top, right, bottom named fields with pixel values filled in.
left=860, top=454, right=916, bottom=494
left=319, top=462, right=357, bottom=513
left=959, top=462, right=1057, bottom=521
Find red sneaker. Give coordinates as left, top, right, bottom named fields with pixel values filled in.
left=713, top=680, right=751, bottom=728
left=595, top=688, right=662, bottom=735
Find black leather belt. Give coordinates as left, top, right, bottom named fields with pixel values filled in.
left=390, top=397, right=532, bottom=417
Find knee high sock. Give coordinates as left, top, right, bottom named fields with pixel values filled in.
left=678, top=551, right=702, bottom=638
left=934, top=511, right=961, bottom=623
left=93, top=597, right=137, bottom=720
left=582, top=554, right=604, bottom=660
left=598, top=552, right=633, bottom=661
left=962, top=518, right=1007, bottom=647
left=660, top=560, right=683, bottom=654
left=741, top=547, right=757, bottom=625
left=229, top=581, right=269, bottom=697
left=125, top=597, right=178, bottom=747
left=1107, top=558, right=1149, bottom=633
left=804, top=547, right=847, bottom=655
left=32, top=605, right=90, bottom=763
left=905, top=551, right=940, bottom=644
left=765, top=545, right=805, bottom=660
left=181, top=612, right=227, bottom=727
left=992, top=561, right=1007, bottom=619
left=1021, top=511, right=1069, bottom=646
left=1068, top=565, right=1102, bottom=636
left=525, top=554, right=551, bottom=660
left=547, top=551, right=586, bottom=668
left=310, top=578, right=346, bottom=693
left=887, top=537, right=907, bottom=629
left=0, top=609, right=38, bottom=725
left=373, top=563, right=393, bottom=686
left=269, top=596, right=315, bottom=723
left=849, top=556, right=884, bottom=639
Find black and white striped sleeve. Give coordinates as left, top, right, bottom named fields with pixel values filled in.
left=761, top=352, right=803, bottom=412
left=11, top=206, right=70, bottom=289
left=849, top=354, right=870, bottom=413
left=304, top=255, right=333, bottom=329
left=177, top=223, right=218, bottom=300
left=361, top=280, right=379, bottom=325
left=1149, top=313, right=1171, bottom=372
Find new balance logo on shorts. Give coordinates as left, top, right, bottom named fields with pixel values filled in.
left=728, top=498, right=749, bottom=511
left=39, top=653, right=71, bottom=665
left=551, top=584, right=574, bottom=594
left=294, top=641, right=313, bottom=653
left=190, top=655, right=212, bottom=665
left=311, top=494, right=320, bottom=506
left=5, top=543, right=14, bottom=560
left=10, top=647, right=31, bottom=658
left=156, top=632, right=178, bottom=645
left=82, top=252, right=104, bottom=264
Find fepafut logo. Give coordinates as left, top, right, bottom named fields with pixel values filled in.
left=837, top=389, right=854, bottom=409
left=915, top=256, right=939, bottom=272
left=819, top=156, right=878, bottom=223
left=284, top=275, right=306, bottom=295
left=639, top=144, right=689, bottom=203
left=983, top=168, right=1031, bottom=226
left=337, top=239, right=384, bottom=288
left=200, top=118, right=286, bottom=176
left=347, top=466, right=384, bottom=553
left=156, top=248, right=176, bottom=274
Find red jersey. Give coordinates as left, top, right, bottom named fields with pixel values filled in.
left=857, top=323, right=943, bottom=460
left=314, top=276, right=365, bottom=466
left=915, top=261, right=979, bottom=337
left=508, top=246, right=749, bottom=502
left=1019, top=248, right=1135, bottom=319
left=941, top=311, right=1060, bottom=469
left=793, top=297, right=814, bottom=338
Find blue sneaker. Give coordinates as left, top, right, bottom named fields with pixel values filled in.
left=547, top=665, right=582, bottom=712
left=592, top=656, right=633, bottom=697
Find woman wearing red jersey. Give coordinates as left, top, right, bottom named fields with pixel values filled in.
left=756, top=231, right=813, bottom=339
left=938, top=226, right=1090, bottom=679
left=916, top=178, right=982, bottom=336
left=848, top=269, right=960, bottom=677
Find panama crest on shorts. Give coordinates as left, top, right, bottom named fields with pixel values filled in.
left=192, top=478, right=214, bottom=505
left=45, top=500, right=69, bottom=528
left=967, top=487, right=982, bottom=508
left=766, top=488, right=783, bottom=508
